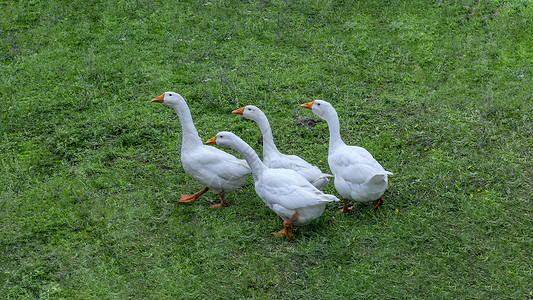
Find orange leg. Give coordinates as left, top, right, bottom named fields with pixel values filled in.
left=272, top=213, right=298, bottom=240
left=340, top=198, right=354, bottom=213
left=372, top=195, right=384, bottom=210
left=179, top=186, right=209, bottom=203
left=209, top=192, right=228, bottom=208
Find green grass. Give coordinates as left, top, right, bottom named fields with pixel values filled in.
left=1, top=0, right=532, bottom=298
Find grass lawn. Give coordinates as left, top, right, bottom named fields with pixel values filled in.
left=1, top=0, right=532, bottom=298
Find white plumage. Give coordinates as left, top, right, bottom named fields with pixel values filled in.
left=232, top=105, right=331, bottom=190
left=152, top=92, right=250, bottom=208
left=301, top=100, right=392, bottom=212
left=207, top=131, right=339, bottom=240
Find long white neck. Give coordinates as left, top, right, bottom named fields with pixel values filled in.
left=322, top=108, right=346, bottom=153
left=253, top=111, right=281, bottom=159
left=170, top=101, right=203, bottom=150
left=226, top=137, right=267, bottom=180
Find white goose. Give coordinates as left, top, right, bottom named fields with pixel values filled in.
left=206, top=132, right=339, bottom=240
left=232, top=105, right=332, bottom=190
left=301, top=100, right=393, bottom=213
left=152, top=92, right=251, bottom=208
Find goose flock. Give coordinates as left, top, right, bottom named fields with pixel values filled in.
left=152, top=92, right=393, bottom=240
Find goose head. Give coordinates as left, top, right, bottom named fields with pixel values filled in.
left=232, top=105, right=264, bottom=122
left=301, top=100, right=334, bottom=120
left=206, top=131, right=239, bottom=149
left=151, top=92, right=184, bottom=107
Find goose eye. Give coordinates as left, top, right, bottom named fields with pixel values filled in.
left=169, top=93, right=172, bottom=96
left=317, top=103, right=320, bottom=106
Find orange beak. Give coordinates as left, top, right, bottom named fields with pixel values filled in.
left=206, top=136, right=217, bottom=145
left=232, top=107, right=245, bottom=115
left=151, top=93, right=165, bottom=103
left=301, top=101, right=314, bottom=110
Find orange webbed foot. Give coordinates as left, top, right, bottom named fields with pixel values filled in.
left=208, top=201, right=228, bottom=209
left=339, top=206, right=354, bottom=213
left=272, top=227, right=288, bottom=237
left=272, top=225, right=294, bottom=240
left=208, top=192, right=228, bottom=208
left=178, top=187, right=209, bottom=204
left=339, top=199, right=353, bottom=213
left=272, top=213, right=297, bottom=240
left=179, top=194, right=199, bottom=203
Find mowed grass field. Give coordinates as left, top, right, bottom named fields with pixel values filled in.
left=1, top=0, right=532, bottom=298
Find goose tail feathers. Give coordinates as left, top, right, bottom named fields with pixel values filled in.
left=369, top=172, right=392, bottom=185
